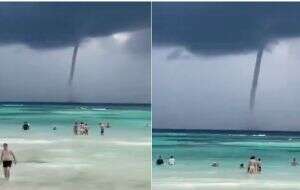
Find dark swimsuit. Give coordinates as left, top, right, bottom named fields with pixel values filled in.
left=3, top=161, right=12, bottom=168
left=23, top=124, right=30, bottom=130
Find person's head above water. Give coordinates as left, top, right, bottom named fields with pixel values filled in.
left=250, top=156, right=256, bottom=159
left=170, top=156, right=174, bottom=159
left=293, top=157, right=297, bottom=161
left=258, top=158, right=261, bottom=161
left=3, top=143, right=8, bottom=150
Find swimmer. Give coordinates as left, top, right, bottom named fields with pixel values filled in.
left=53, top=126, right=57, bottom=131
left=156, top=155, right=164, bottom=166
left=22, top=121, right=30, bottom=130
left=1, top=143, right=17, bottom=180
left=168, top=156, right=175, bottom=166
left=211, top=162, right=219, bottom=167
left=240, top=163, right=244, bottom=169
left=291, top=157, right=298, bottom=166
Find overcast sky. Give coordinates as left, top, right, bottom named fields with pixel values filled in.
left=0, top=2, right=150, bottom=103
left=153, top=3, right=300, bottom=131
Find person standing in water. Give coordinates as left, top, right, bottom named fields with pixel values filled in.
left=99, top=123, right=105, bottom=136
left=211, top=162, right=219, bottom=167
left=291, top=157, right=298, bottom=166
left=73, top=122, right=78, bottom=135
left=1, top=143, right=17, bottom=180
left=247, top=155, right=257, bottom=174
left=84, top=123, right=89, bottom=135
left=156, top=155, right=164, bottom=166
left=168, top=156, right=175, bottom=166
left=22, top=121, right=30, bottom=130
left=257, top=158, right=262, bottom=173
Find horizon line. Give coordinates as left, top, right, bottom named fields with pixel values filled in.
left=0, top=101, right=150, bottom=106
left=152, top=128, right=300, bottom=133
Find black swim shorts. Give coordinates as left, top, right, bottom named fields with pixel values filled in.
left=3, top=161, right=12, bottom=168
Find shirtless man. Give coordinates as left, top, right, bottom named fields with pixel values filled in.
left=1, top=143, right=17, bottom=180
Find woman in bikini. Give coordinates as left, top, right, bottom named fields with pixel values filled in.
left=247, top=155, right=257, bottom=174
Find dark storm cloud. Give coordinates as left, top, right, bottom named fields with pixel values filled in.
left=0, top=2, right=150, bottom=49
left=153, top=2, right=300, bottom=55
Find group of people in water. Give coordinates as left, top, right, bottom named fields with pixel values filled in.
left=155, top=154, right=300, bottom=175
left=73, top=121, right=111, bottom=136
left=244, top=156, right=262, bottom=174
left=22, top=121, right=111, bottom=136
left=244, top=156, right=297, bottom=174
left=208, top=156, right=264, bottom=174
left=1, top=120, right=113, bottom=180
left=156, top=155, right=176, bottom=166
left=73, top=122, right=90, bottom=135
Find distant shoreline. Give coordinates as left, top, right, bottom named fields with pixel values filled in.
left=0, top=102, right=150, bottom=107
left=153, top=128, right=300, bottom=135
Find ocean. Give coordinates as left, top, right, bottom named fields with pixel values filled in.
left=153, top=129, right=300, bottom=190
left=0, top=103, right=151, bottom=190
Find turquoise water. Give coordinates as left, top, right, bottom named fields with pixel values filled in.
left=0, top=103, right=150, bottom=138
left=153, top=130, right=300, bottom=190
left=0, top=103, right=151, bottom=190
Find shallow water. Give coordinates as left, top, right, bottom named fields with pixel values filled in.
left=153, top=130, right=300, bottom=190
left=0, top=103, right=151, bottom=190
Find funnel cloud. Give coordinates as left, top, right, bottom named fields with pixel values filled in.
left=250, top=46, right=264, bottom=111
left=153, top=3, right=300, bottom=130
left=69, top=43, right=79, bottom=85
left=0, top=3, right=150, bottom=103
